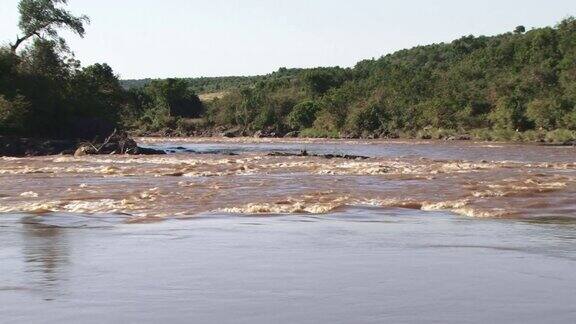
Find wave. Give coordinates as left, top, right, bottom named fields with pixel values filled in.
left=1, top=147, right=574, bottom=221
left=217, top=196, right=515, bottom=219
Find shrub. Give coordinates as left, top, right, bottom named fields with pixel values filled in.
left=489, top=96, right=530, bottom=131
left=417, top=128, right=457, bottom=140
left=345, top=103, right=385, bottom=134
left=520, top=130, right=546, bottom=142
left=471, top=128, right=494, bottom=141
left=491, top=128, right=520, bottom=141
left=526, top=99, right=564, bottom=130
left=562, top=110, right=576, bottom=130
left=545, top=129, right=575, bottom=143
left=0, top=95, right=30, bottom=134
left=287, top=101, right=321, bottom=130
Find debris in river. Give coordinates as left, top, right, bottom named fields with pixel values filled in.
left=75, top=130, right=165, bottom=156
left=268, top=150, right=369, bottom=160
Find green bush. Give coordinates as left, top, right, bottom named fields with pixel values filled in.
left=490, top=128, right=521, bottom=141
left=526, top=99, right=564, bottom=130
left=287, top=101, right=321, bottom=130
left=471, top=129, right=493, bottom=141
left=416, top=128, right=457, bottom=140
left=562, top=110, right=576, bottom=130
left=545, top=129, right=575, bottom=143
left=520, top=129, right=546, bottom=142
left=0, top=95, right=30, bottom=134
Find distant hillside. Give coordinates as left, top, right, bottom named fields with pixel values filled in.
left=196, top=18, right=576, bottom=141
left=123, top=18, right=576, bottom=143
left=121, top=68, right=303, bottom=94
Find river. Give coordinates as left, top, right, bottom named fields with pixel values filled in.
left=1, top=138, right=575, bottom=323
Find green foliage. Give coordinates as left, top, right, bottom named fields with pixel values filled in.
left=299, top=128, right=340, bottom=139
left=416, top=128, right=457, bottom=140
left=12, top=0, right=89, bottom=53
left=302, top=68, right=349, bottom=96
left=521, top=129, right=546, bottom=142
left=0, top=95, right=30, bottom=133
left=143, top=79, right=203, bottom=118
left=514, top=26, right=526, bottom=34
left=562, top=109, right=576, bottom=129
left=72, top=63, right=125, bottom=123
left=526, top=98, right=565, bottom=130
left=0, top=38, right=129, bottom=138
left=189, top=17, right=576, bottom=140
left=489, top=96, right=529, bottom=131
left=469, top=128, right=574, bottom=142
left=346, top=103, right=386, bottom=134
left=544, top=129, right=575, bottom=143
left=287, top=101, right=321, bottom=130
left=121, top=68, right=303, bottom=93
left=0, top=1, right=127, bottom=139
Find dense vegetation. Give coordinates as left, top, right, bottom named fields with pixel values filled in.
left=2, top=0, right=576, bottom=143
left=122, top=18, right=576, bottom=142
left=188, top=19, right=576, bottom=142
left=0, top=0, right=204, bottom=140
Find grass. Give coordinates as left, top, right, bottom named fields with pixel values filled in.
left=199, top=91, right=229, bottom=102
left=470, top=128, right=575, bottom=144
left=299, top=128, right=340, bottom=139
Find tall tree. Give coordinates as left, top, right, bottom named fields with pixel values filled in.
left=10, top=0, right=89, bottom=54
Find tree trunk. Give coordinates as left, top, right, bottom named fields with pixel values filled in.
left=10, top=35, right=30, bottom=54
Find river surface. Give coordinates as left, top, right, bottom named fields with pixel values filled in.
left=0, top=138, right=575, bottom=323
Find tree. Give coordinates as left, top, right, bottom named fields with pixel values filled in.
left=144, top=79, right=204, bottom=118
left=287, top=101, right=321, bottom=130
left=489, top=96, right=529, bottom=130
left=302, top=68, right=348, bottom=96
left=0, top=95, right=30, bottom=134
left=10, top=0, right=89, bottom=54
left=73, top=63, right=125, bottom=122
left=346, top=103, right=386, bottom=133
left=514, top=25, right=526, bottom=34
left=526, top=98, right=565, bottom=130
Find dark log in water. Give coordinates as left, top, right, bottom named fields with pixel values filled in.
left=268, top=150, right=369, bottom=160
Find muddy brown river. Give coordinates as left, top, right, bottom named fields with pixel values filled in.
left=1, top=138, right=575, bottom=323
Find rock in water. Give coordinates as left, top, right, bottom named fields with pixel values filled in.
left=74, top=144, right=97, bottom=157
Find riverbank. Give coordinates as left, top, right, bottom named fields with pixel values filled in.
left=2, top=128, right=574, bottom=158
left=132, top=126, right=576, bottom=146
left=0, top=136, right=78, bottom=157
left=0, top=132, right=165, bottom=157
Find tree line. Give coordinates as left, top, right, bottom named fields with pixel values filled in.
left=196, top=19, right=576, bottom=142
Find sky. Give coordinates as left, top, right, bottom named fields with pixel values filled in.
left=0, top=0, right=575, bottom=79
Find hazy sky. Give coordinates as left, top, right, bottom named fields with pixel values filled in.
left=1, top=0, right=574, bottom=79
